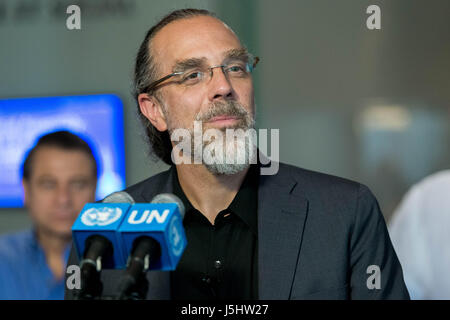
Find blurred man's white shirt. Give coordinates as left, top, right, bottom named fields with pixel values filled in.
left=389, top=170, right=450, bottom=299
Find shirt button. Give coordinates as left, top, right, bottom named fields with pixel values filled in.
left=214, top=260, right=222, bottom=269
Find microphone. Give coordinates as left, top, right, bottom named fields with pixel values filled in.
left=151, top=193, right=186, bottom=219
left=103, top=191, right=135, bottom=204
left=71, top=191, right=135, bottom=299
left=115, top=193, right=187, bottom=299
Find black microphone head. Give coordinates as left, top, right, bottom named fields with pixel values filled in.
left=102, top=191, right=135, bottom=204
left=151, top=193, right=185, bottom=219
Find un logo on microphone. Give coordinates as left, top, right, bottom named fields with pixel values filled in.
left=168, top=215, right=184, bottom=257
left=81, top=207, right=123, bottom=226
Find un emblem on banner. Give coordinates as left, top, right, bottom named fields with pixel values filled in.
left=81, top=207, right=122, bottom=226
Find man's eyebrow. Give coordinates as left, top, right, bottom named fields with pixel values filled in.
left=171, top=48, right=251, bottom=73
left=223, top=48, right=250, bottom=62
left=172, top=57, right=207, bottom=73
left=37, top=175, right=56, bottom=181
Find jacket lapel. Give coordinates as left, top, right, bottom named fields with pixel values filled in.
left=258, top=164, right=309, bottom=299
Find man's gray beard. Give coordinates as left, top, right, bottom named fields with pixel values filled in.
left=167, top=100, right=255, bottom=175
left=197, top=100, right=256, bottom=175
left=200, top=130, right=257, bottom=175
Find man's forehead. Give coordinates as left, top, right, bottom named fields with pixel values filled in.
left=151, top=15, right=242, bottom=71
left=30, top=147, right=94, bottom=177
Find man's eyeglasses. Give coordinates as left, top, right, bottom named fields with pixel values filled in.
left=144, top=55, right=260, bottom=94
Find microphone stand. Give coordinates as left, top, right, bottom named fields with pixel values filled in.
left=76, top=235, right=112, bottom=300
left=116, top=237, right=159, bottom=300
left=76, top=259, right=104, bottom=300
left=117, top=272, right=149, bottom=300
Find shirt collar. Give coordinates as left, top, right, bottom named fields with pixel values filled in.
left=171, top=164, right=259, bottom=235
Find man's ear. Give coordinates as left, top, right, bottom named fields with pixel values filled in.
left=138, top=93, right=168, bottom=132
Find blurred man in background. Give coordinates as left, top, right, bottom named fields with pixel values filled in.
left=389, top=170, right=450, bottom=299
left=0, top=131, right=97, bottom=299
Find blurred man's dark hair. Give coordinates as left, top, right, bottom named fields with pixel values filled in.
left=22, top=130, right=98, bottom=180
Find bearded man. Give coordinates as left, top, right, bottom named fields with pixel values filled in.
left=65, top=8, right=409, bottom=300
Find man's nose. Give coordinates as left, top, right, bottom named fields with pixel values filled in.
left=207, top=66, right=234, bottom=101
left=56, top=185, right=72, bottom=206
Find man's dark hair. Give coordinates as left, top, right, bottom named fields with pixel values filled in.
left=22, top=130, right=98, bottom=180
left=133, top=8, right=217, bottom=165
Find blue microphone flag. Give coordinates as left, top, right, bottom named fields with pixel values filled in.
left=72, top=203, right=131, bottom=269
left=118, top=203, right=187, bottom=271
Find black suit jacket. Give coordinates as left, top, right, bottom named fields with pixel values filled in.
left=65, top=162, right=410, bottom=299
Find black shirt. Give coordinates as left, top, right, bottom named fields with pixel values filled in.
left=170, top=164, right=259, bottom=300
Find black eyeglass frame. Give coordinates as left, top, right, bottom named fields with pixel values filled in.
left=143, top=56, right=260, bottom=94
